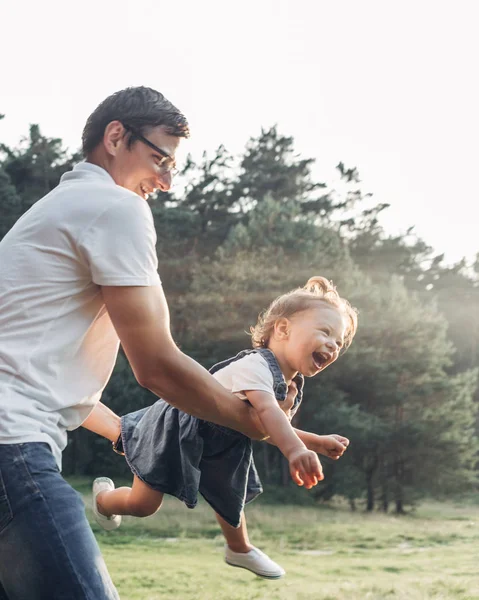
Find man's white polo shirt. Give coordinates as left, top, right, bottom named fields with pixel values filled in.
left=0, top=162, right=160, bottom=468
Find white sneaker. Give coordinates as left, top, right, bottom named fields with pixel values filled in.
left=225, top=545, right=285, bottom=579
left=92, top=477, right=122, bottom=531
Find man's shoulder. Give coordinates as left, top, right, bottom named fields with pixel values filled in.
left=4, top=176, right=148, bottom=255
left=47, top=172, right=148, bottom=228
left=59, top=174, right=138, bottom=207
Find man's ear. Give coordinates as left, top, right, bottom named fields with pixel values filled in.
left=103, top=121, right=126, bottom=157
left=273, top=317, right=290, bottom=340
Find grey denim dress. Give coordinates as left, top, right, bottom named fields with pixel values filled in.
left=120, top=348, right=304, bottom=527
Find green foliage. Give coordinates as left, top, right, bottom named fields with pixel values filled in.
left=1, top=124, right=81, bottom=214
left=224, top=194, right=346, bottom=263
left=310, top=277, right=479, bottom=511
left=164, top=145, right=239, bottom=253
left=229, top=126, right=331, bottom=217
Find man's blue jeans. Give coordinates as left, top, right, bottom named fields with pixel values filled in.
left=0, top=443, right=119, bottom=599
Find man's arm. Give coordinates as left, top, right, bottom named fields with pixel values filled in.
left=82, top=402, right=121, bottom=442
left=101, top=284, right=263, bottom=439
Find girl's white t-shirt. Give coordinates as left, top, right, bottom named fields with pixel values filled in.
left=0, top=162, right=160, bottom=468
left=212, top=352, right=275, bottom=400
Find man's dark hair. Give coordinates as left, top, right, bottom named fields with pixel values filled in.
left=82, top=86, right=190, bottom=156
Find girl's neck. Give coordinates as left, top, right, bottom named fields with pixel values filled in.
left=265, top=344, right=297, bottom=385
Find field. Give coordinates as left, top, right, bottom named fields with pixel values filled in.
left=73, top=479, right=479, bottom=600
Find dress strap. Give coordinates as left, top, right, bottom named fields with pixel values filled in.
left=209, top=347, right=304, bottom=410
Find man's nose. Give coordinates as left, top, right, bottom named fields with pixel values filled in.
left=156, top=172, right=172, bottom=192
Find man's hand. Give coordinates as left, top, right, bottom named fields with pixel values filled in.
left=287, top=447, right=324, bottom=488
left=280, top=381, right=297, bottom=420
left=314, top=434, right=349, bottom=459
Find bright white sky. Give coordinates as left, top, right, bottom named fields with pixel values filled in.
left=1, top=0, right=477, bottom=264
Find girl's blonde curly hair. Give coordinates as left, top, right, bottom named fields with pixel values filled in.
left=250, top=276, right=358, bottom=351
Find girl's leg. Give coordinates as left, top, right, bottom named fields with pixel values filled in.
left=216, top=510, right=285, bottom=579
left=97, top=475, right=164, bottom=518
left=215, top=511, right=253, bottom=553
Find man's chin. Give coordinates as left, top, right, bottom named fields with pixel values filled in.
left=135, top=187, right=149, bottom=200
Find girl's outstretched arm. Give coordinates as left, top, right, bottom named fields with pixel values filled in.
left=246, top=390, right=323, bottom=488
left=294, top=430, right=349, bottom=459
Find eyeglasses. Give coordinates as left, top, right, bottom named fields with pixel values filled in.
left=122, top=123, right=178, bottom=176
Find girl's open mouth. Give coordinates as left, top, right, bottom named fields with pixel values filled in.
left=312, top=352, right=327, bottom=370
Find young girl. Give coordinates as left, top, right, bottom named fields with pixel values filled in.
left=91, top=276, right=357, bottom=579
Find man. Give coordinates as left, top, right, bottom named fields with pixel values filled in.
left=0, top=87, right=263, bottom=599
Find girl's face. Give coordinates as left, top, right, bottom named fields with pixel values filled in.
left=276, top=304, right=347, bottom=379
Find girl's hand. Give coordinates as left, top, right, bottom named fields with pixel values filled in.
left=315, top=434, right=349, bottom=459
left=288, top=447, right=324, bottom=488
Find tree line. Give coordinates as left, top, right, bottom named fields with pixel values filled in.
left=1, top=116, right=478, bottom=513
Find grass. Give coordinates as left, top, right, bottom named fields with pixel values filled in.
left=72, top=477, right=479, bottom=600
